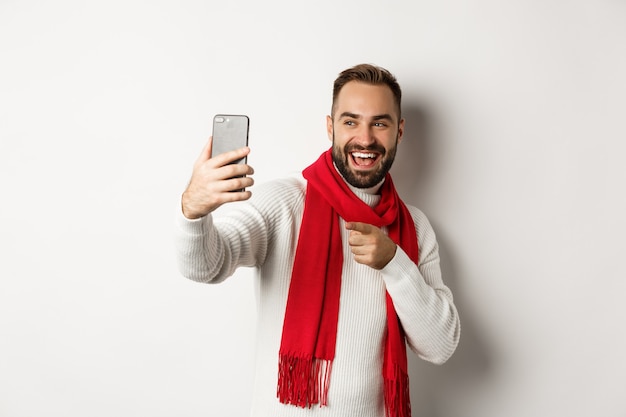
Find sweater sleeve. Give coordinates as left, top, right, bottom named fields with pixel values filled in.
left=380, top=207, right=461, bottom=364
left=174, top=201, right=269, bottom=284
left=174, top=176, right=305, bottom=284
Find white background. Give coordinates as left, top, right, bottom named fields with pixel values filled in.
left=1, top=1, right=625, bottom=416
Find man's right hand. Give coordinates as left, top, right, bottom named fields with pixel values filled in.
left=181, top=137, right=255, bottom=219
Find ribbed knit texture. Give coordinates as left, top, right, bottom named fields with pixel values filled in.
left=175, top=174, right=461, bottom=417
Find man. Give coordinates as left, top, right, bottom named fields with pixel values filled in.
left=176, top=64, right=460, bottom=417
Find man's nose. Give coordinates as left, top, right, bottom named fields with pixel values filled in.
left=355, top=125, right=376, bottom=146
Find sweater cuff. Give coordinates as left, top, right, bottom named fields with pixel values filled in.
left=381, top=247, right=419, bottom=289
left=177, top=210, right=211, bottom=236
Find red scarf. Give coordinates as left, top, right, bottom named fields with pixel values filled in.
left=277, top=149, right=417, bottom=417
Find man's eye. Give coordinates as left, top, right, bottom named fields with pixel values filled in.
left=373, top=122, right=387, bottom=127
left=344, top=120, right=356, bottom=126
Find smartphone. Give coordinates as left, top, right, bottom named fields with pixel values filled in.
left=211, top=114, right=250, bottom=191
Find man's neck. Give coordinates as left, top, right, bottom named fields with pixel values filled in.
left=332, top=163, right=385, bottom=208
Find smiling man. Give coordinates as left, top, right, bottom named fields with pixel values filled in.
left=329, top=74, right=403, bottom=190
left=176, top=64, right=460, bottom=417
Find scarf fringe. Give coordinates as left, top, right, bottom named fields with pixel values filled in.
left=384, top=363, right=412, bottom=417
left=277, top=354, right=332, bottom=408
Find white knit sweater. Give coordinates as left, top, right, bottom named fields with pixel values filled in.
left=175, top=174, right=460, bottom=417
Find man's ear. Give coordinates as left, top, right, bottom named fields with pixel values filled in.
left=397, top=118, right=405, bottom=144
left=326, top=115, right=333, bottom=142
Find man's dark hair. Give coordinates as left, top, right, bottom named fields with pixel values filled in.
left=331, top=63, right=402, bottom=119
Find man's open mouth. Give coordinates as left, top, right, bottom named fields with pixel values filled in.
left=350, top=151, right=381, bottom=168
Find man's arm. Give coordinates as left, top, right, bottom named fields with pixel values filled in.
left=175, top=202, right=269, bottom=284
left=345, top=211, right=460, bottom=364
left=382, top=209, right=460, bottom=364
left=176, top=137, right=264, bottom=283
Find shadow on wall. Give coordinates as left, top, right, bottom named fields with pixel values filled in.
left=393, top=101, right=493, bottom=417
left=391, top=101, right=433, bottom=202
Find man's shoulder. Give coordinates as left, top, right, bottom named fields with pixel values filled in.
left=400, top=200, right=426, bottom=221
left=254, top=173, right=306, bottom=197
left=402, top=202, right=437, bottom=240
left=249, top=173, right=307, bottom=212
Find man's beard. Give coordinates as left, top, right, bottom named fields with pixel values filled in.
left=331, top=133, right=398, bottom=189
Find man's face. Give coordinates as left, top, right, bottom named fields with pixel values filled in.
left=327, top=81, right=404, bottom=189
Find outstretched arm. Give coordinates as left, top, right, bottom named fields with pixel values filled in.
left=176, top=138, right=264, bottom=284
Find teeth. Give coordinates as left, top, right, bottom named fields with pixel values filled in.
left=352, top=152, right=376, bottom=159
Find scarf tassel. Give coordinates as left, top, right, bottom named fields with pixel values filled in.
left=277, top=354, right=332, bottom=408
left=384, top=363, right=412, bottom=417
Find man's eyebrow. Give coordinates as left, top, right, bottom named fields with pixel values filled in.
left=338, top=112, right=394, bottom=121
left=338, top=112, right=361, bottom=119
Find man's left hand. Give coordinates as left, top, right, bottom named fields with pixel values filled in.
left=345, top=222, right=397, bottom=270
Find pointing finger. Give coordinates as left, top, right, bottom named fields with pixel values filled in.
left=344, top=222, right=374, bottom=234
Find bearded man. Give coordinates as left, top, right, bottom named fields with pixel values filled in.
left=176, top=63, right=460, bottom=417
